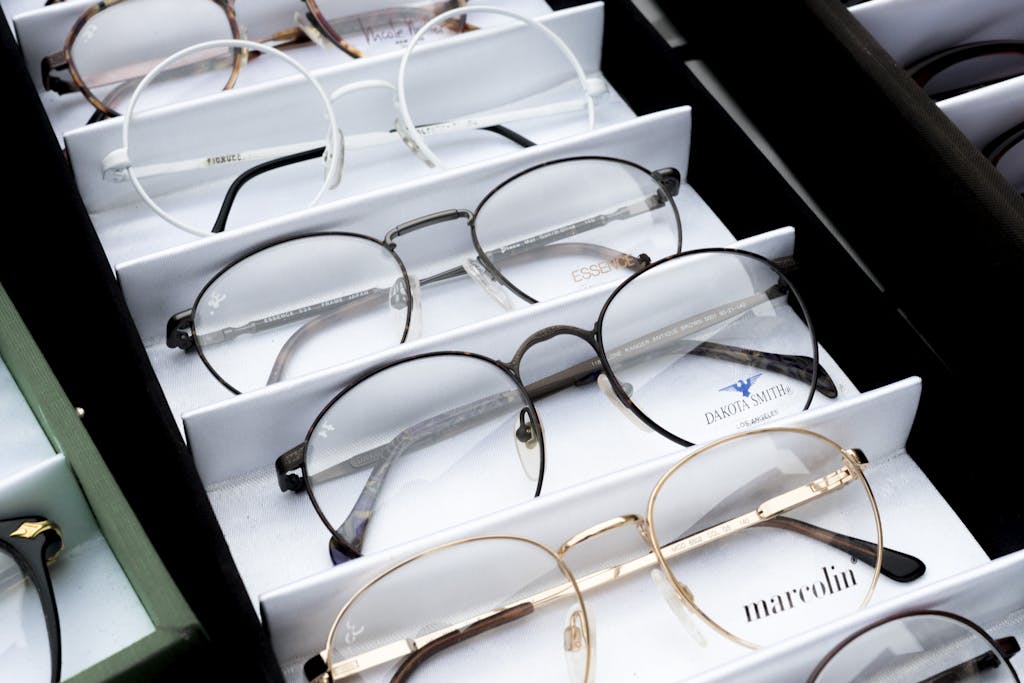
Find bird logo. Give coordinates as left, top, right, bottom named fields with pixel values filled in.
left=720, top=373, right=763, bottom=398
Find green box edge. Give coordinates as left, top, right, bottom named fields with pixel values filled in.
left=0, top=283, right=205, bottom=679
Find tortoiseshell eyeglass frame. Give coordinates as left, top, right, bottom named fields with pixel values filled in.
left=304, top=0, right=470, bottom=59
left=807, top=609, right=1021, bottom=682
left=40, top=0, right=244, bottom=122
left=1, top=517, right=64, bottom=683
left=39, top=0, right=472, bottom=122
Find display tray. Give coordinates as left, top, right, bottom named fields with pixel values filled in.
left=0, top=284, right=206, bottom=682
left=2, top=0, right=1021, bottom=681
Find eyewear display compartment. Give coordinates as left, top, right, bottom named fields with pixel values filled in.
left=656, top=0, right=1024, bottom=554
left=2, top=0, right=1022, bottom=682
left=0, top=284, right=206, bottom=681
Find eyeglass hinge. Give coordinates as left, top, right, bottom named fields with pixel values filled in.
left=166, top=310, right=195, bottom=351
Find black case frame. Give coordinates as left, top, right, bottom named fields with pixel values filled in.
left=2, top=0, right=1020, bottom=680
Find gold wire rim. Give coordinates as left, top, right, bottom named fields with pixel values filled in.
left=322, top=534, right=592, bottom=683
left=644, top=426, right=884, bottom=649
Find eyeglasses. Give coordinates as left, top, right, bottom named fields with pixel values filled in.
left=808, top=609, right=1021, bottom=682
left=165, top=155, right=684, bottom=394
left=1, top=517, right=63, bottom=683
left=40, top=0, right=475, bottom=123
left=298, top=427, right=926, bottom=683
left=905, top=40, right=1024, bottom=194
left=905, top=40, right=1024, bottom=101
left=273, top=247, right=847, bottom=563
left=102, top=7, right=605, bottom=237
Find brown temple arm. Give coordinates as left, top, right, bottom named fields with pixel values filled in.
left=759, top=517, right=925, bottom=582
left=390, top=603, right=534, bottom=683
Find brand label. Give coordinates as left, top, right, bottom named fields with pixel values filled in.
left=704, top=379, right=793, bottom=426
left=571, top=254, right=639, bottom=282
left=205, top=153, right=244, bottom=167
left=743, top=565, right=858, bottom=623
left=205, top=291, right=227, bottom=315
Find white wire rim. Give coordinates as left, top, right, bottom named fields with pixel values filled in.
left=395, top=6, right=596, bottom=170
left=121, top=38, right=341, bottom=237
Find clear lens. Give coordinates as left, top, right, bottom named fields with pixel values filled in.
left=193, top=234, right=411, bottom=393
left=598, top=250, right=828, bottom=445
left=308, top=0, right=467, bottom=57
left=397, top=7, right=591, bottom=166
left=69, top=0, right=237, bottom=115
left=325, top=537, right=588, bottom=683
left=648, top=429, right=880, bottom=647
left=0, top=548, right=51, bottom=683
left=304, top=355, right=542, bottom=556
left=812, top=613, right=1017, bottom=683
left=123, top=39, right=334, bottom=234
left=473, top=158, right=682, bottom=303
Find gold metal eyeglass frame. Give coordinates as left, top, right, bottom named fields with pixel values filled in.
left=306, top=427, right=893, bottom=683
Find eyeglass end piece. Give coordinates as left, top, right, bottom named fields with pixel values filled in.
left=166, top=310, right=195, bottom=351
left=303, top=652, right=328, bottom=682
left=101, top=148, right=131, bottom=183
left=653, top=168, right=682, bottom=196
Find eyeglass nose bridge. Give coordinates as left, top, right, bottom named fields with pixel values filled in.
left=557, top=514, right=644, bottom=558
left=384, top=208, right=475, bottom=247
left=509, top=324, right=598, bottom=375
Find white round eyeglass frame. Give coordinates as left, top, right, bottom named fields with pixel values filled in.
left=118, top=38, right=342, bottom=237
left=109, top=7, right=599, bottom=237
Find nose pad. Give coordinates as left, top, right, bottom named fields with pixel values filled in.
left=463, top=257, right=516, bottom=311
left=651, top=568, right=707, bottom=647
left=563, top=608, right=594, bottom=683
left=390, top=275, right=422, bottom=342
left=514, top=408, right=541, bottom=481
left=596, top=373, right=652, bottom=432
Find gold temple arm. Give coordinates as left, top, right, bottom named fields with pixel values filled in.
left=317, top=462, right=861, bottom=679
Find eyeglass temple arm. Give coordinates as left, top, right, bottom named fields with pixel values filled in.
left=310, top=462, right=889, bottom=681
left=278, top=388, right=525, bottom=558
left=167, top=285, right=391, bottom=352
left=908, top=635, right=1020, bottom=683
left=3, top=518, right=63, bottom=683
left=304, top=602, right=532, bottom=683
left=209, top=124, right=536, bottom=234
left=589, top=281, right=837, bottom=399
left=265, top=242, right=650, bottom=388
left=756, top=516, right=924, bottom=582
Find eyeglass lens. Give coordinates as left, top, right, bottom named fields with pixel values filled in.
left=810, top=612, right=1018, bottom=682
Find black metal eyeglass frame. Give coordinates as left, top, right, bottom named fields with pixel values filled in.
left=807, top=609, right=1021, bottom=682
left=1, top=517, right=63, bottom=683
left=273, top=246, right=845, bottom=563
left=165, top=155, right=684, bottom=394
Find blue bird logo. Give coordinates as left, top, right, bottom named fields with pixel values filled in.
left=720, top=373, right=763, bottom=398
